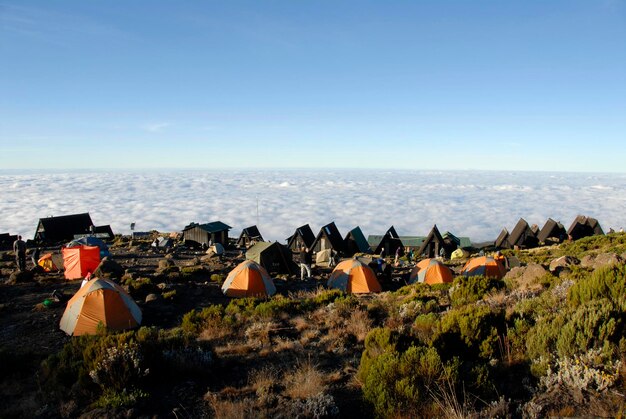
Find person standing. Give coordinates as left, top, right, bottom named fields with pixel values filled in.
left=299, top=246, right=312, bottom=281
left=13, top=235, right=26, bottom=271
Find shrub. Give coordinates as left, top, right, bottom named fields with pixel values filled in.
left=254, top=295, right=299, bottom=318
left=449, top=275, right=504, bottom=307
left=541, top=348, right=621, bottom=392
left=433, top=304, right=504, bottom=360
left=358, top=328, right=398, bottom=384
left=556, top=299, right=621, bottom=358
left=162, top=290, right=176, bottom=300
left=181, top=305, right=225, bottom=336
left=210, top=273, right=225, bottom=284
left=526, top=298, right=623, bottom=361
left=225, top=297, right=258, bottom=318
left=568, top=263, right=626, bottom=311
left=360, top=344, right=445, bottom=417
left=89, top=342, right=147, bottom=390
left=412, top=313, right=439, bottom=345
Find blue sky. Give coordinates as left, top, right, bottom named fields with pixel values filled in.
left=1, top=1, right=625, bottom=171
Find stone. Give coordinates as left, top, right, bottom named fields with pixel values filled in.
left=145, top=293, right=159, bottom=303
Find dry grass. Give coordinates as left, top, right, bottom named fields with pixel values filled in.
left=198, top=322, right=231, bottom=342
left=429, top=379, right=475, bottom=419
left=273, top=337, right=301, bottom=352
left=345, top=308, right=372, bottom=342
left=244, top=321, right=279, bottom=347
left=249, top=366, right=280, bottom=392
left=291, top=316, right=310, bottom=332
left=299, top=329, right=320, bottom=346
left=214, top=342, right=254, bottom=357
left=283, top=359, right=326, bottom=399
left=204, top=392, right=255, bottom=419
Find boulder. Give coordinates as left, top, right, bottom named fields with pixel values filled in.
left=93, top=257, right=125, bottom=279
left=504, top=264, right=547, bottom=289
left=549, top=256, right=578, bottom=273
left=145, top=293, right=159, bottom=303
left=580, top=253, right=622, bottom=270
left=8, top=269, right=35, bottom=284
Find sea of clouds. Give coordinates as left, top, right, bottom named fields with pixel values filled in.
left=1, top=170, right=625, bottom=244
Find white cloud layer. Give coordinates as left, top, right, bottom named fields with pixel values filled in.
left=1, top=170, right=625, bottom=244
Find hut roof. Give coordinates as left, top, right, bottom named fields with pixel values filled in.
left=537, top=218, right=566, bottom=243
left=344, top=226, right=371, bottom=253
left=36, top=213, right=94, bottom=243
left=287, top=224, right=316, bottom=248
left=183, top=221, right=232, bottom=233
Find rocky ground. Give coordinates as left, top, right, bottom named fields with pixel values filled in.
left=1, top=234, right=625, bottom=418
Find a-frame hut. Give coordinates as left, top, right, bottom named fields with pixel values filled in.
left=286, top=224, right=316, bottom=252
left=417, top=225, right=447, bottom=258
left=236, top=225, right=264, bottom=248
left=311, top=222, right=345, bottom=255
left=246, top=242, right=297, bottom=275
left=35, top=213, right=98, bottom=244
left=343, top=226, right=371, bottom=257
left=374, top=226, right=404, bottom=257
left=495, top=228, right=510, bottom=249
left=508, top=218, right=539, bottom=249
left=538, top=218, right=566, bottom=244
left=567, top=215, right=604, bottom=241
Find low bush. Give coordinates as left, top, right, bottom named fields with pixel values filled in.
left=254, top=295, right=299, bottom=318
left=433, top=304, right=504, bottom=360
left=568, top=263, right=626, bottom=310
left=181, top=305, right=225, bottom=336
left=360, top=343, right=446, bottom=417
left=449, top=275, right=504, bottom=307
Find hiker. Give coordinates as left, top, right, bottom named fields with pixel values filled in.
left=299, top=246, right=312, bottom=281
left=329, top=249, right=337, bottom=267
left=439, top=247, right=446, bottom=260
left=395, top=247, right=401, bottom=265
left=13, top=235, right=26, bottom=271
left=31, top=247, right=41, bottom=268
left=406, top=247, right=414, bottom=264
left=380, top=247, right=385, bottom=259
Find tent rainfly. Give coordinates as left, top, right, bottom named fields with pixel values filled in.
left=327, top=259, right=382, bottom=294
left=222, top=260, right=276, bottom=298
left=409, top=258, right=454, bottom=285
left=60, top=278, right=142, bottom=336
left=62, top=245, right=101, bottom=280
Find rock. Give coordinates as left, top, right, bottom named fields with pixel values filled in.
left=157, top=258, right=176, bottom=273
left=549, top=256, right=578, bottom=273
left=145, top=293, right=159, bottom=303
left=8, top=269, right=34, bottom=284
left=93, top=257, right=125, bottom=279
left=504, top=263, right=547, bottom=289
left=580, top=252, right=622, bottom=270
left=157, top=282, right=172, bottom=290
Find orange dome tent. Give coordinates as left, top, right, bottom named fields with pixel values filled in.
left=409, top=258, right=454, bottom=285
left=62, top=245, right=101, bottom=280
left=59, top=278, right=142, bottom=336
left=327, top=259, right=382, bottom=294
left=461, top=256, right=506, bottom=279
left=221, top=260, right=276, bottom=298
